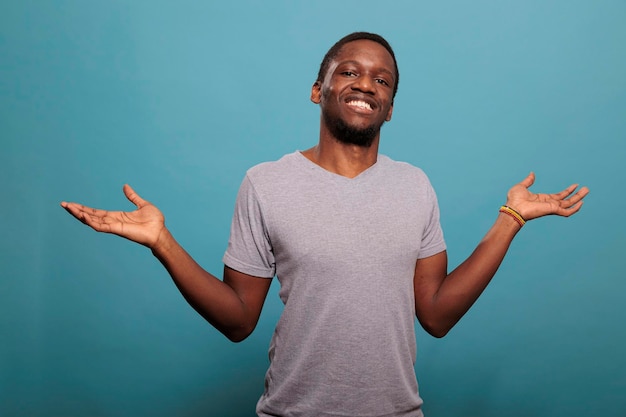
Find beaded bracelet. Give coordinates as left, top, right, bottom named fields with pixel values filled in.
left=499, top=205, right=526, bottom=227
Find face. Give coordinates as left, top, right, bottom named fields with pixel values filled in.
left=311, top=39, right=396, bottom=147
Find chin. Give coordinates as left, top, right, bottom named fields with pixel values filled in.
left=325, top=112, right=381, bottom=148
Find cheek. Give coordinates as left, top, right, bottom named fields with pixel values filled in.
left=385, top=106, right=394, bottom=121
left=320, top=86, right=343, bottom=109
left=321, top=85, right=334, bottom=100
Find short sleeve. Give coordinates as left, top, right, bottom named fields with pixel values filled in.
left=417, top=181, right=446, bottom=259
left=222, top=175, right=276, bottom=278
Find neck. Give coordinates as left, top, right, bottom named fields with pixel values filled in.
left=301, top=127, right=380, bottom=178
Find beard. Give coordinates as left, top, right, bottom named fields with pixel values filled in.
left=322, top=110, right=383, bottom=148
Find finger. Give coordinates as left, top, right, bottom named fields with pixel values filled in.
left=557, top=200, right=584, bottom=217
left=62, top=202, right=107, bottom=219
left=61, top=202, right=114, bottom=232
left=61, top=202, right=88, bottom=224
left=561, top=186, right=590, bottom=208
left=82, top=206, right=125, bottom=233
left=123, top=184, right=149, bottom=209
left=549, top=183, right=580, bottom=200
left=578, top=185, right=590, bottom=198
left=518, top=172, right=535, bottom=189
left=61, top=202, right=92, bottom=222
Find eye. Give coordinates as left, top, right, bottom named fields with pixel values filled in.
left=375, top=78, right=390, bottom=86
left=341, top=71, right=357, bottom=77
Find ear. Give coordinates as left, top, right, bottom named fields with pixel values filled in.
left=385, top=103, right=394, bottom=122
left=310, top=81, right=321, bottom=104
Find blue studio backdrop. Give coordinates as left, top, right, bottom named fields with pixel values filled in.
left=2, top=1, right=625, bottom=416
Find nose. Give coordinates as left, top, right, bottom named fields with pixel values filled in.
left=351, top=75, right=375, bottom=94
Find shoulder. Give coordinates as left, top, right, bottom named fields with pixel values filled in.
left=377, top=154, right=431, bottom=184
left=242, top=152, right=310, bottom=198
left=246, top=152, right=300, bottom=178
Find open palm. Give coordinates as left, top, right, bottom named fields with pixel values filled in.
left=506, top=172, right=589, bottom=221
left=61, top=184, right=165, bottom=249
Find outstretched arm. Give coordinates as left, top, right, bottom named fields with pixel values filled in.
left=413, top=173, right=589, bottom=338
left=61, top=185, right=271, bottom=342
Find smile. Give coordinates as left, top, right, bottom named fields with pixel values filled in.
left=346, top=100, right=373, bottom=111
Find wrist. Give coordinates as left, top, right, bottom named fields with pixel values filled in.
left=499, top=205, right=526, bottom=228
left=151, top=227, right=174, bottom=256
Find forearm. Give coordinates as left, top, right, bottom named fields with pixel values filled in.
left=150, top=229, right=252, bottom=341
left=423, top=213, right=522, bottom=336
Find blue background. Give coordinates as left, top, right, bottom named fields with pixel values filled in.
left=2, top=1, right=625, bottom=416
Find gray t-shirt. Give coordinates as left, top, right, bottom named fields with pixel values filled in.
left=223, top=151, right=446, bottom=417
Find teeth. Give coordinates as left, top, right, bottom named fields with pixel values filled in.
left=348, top=100, right=372, bottom=110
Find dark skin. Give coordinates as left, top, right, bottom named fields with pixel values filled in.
left=61, top=39, right=589, bottom=341
left=303, top=40, right=395, bottom=177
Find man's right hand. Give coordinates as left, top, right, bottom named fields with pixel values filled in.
left=61, top=184, right=166, bottom=250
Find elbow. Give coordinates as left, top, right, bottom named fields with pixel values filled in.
left=203, top=310, right=258, bottom=343
left=226, top=333, right=249, bottom=343
left=417, top=317, right=452, bottom=339
left=221, top=323, right=256, bottom=343
left=425, top=326, right=450, bottom=339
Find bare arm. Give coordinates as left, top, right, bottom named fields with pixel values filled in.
left=61, top=184, right=271, bottom=342
left=414, top=173, right=589, bottom=338
left=152, top=230, right=271, bottom=342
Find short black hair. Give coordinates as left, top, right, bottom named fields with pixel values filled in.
left=316, top=32, right=399, bottom=99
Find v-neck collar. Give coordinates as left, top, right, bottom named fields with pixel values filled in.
left=294, top=151, right=382, bottom=182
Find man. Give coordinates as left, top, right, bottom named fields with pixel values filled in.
left=61, top=32, right=588, bottom=417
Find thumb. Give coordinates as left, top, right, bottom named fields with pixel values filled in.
left=518, top=172, right=535, bottom=189
left=122, top=184, right=149, bottom=208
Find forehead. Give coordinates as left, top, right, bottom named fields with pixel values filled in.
left=331, top=39, right=396, bottom=74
